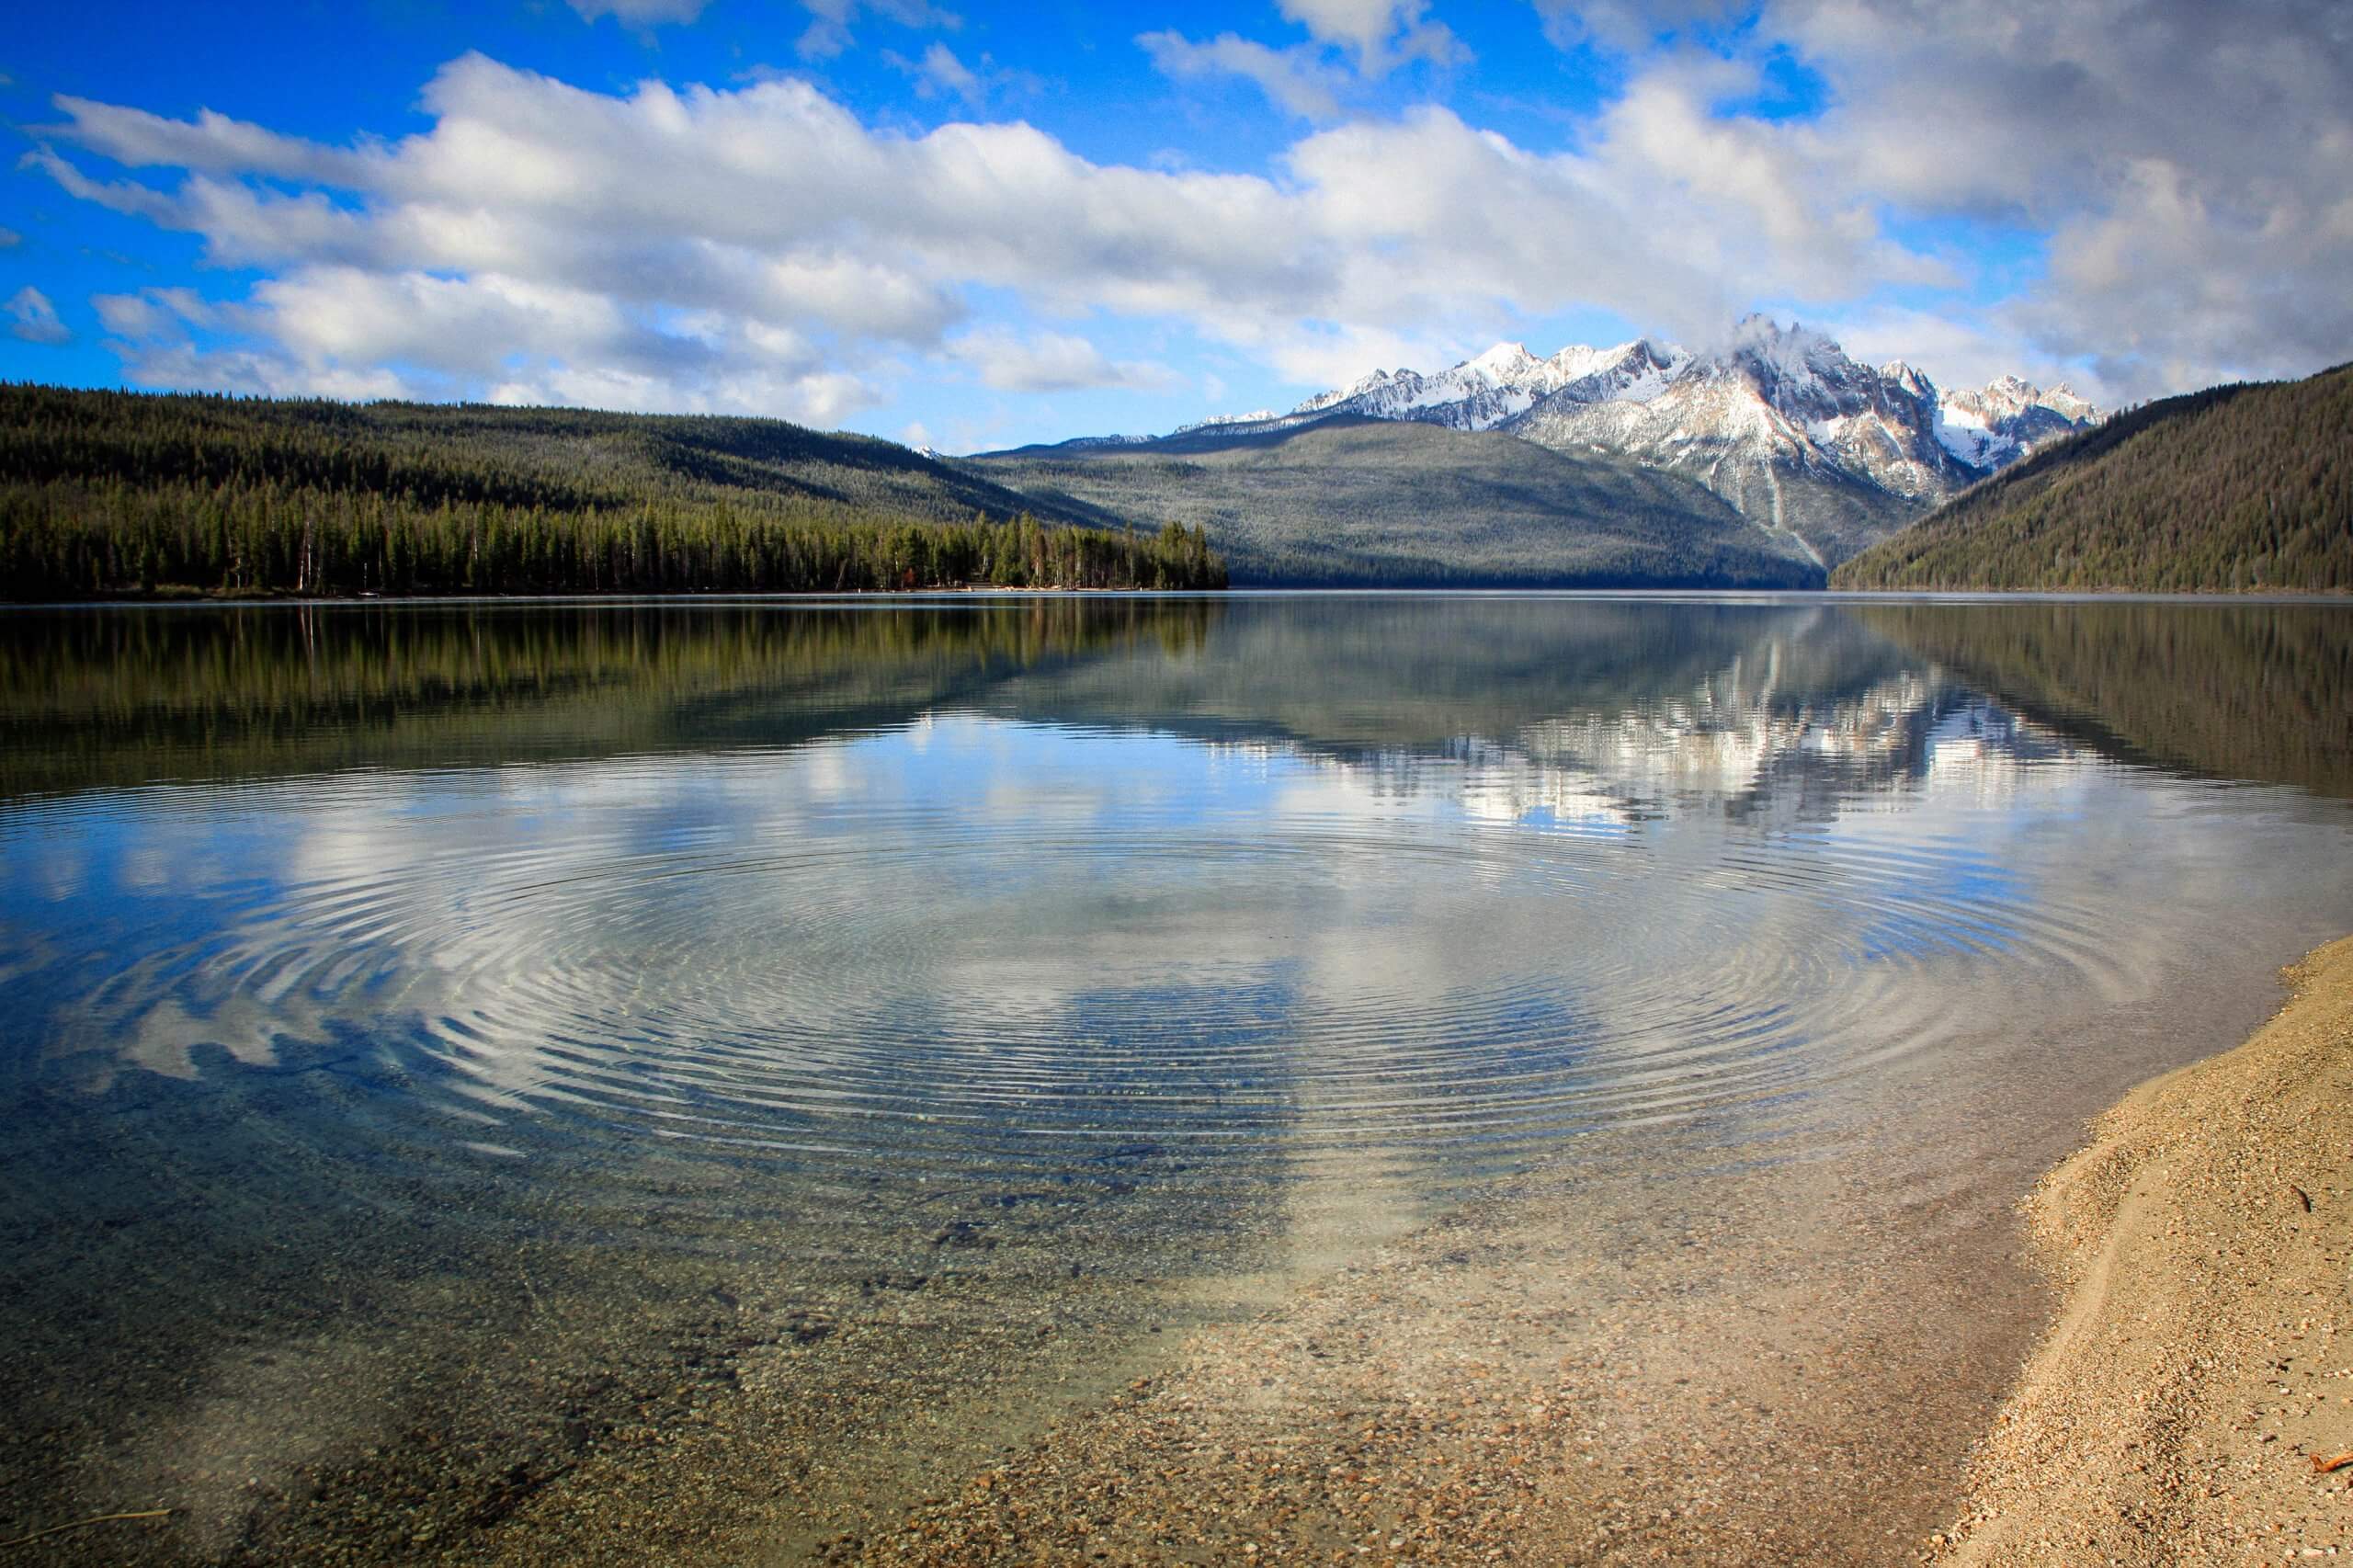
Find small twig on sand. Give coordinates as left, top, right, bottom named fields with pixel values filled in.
left=519, top=1262, right=552, bottom=1320
left=0, top=1509, right=176, bottom=1550
left=2291, top=1185, right=2314, bottom=1213
left=2310, top=1449, right=2353, bottom=1474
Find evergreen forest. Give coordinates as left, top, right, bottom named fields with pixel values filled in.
left=0, top=386, right=1226, bottom=599
left=1832, top=363, right=2353, bottom=593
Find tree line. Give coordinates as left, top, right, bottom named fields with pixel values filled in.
left=0, top=385, right=1227, bottom=599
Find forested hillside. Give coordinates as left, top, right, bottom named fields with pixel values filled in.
left=1832, top=363, right=2353, bottom=592
left=0, top=386, right=1224, bottom=598
left=972, top=416, right=1824, bottom=587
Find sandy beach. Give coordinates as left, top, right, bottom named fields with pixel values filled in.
left=1938, top=936, right=2353, bottom=1566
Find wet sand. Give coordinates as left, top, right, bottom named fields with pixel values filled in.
left=1938, top=936, right=2353, bottom=1566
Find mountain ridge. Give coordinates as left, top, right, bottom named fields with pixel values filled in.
left=992, top=318, right=2098, bottom=571
left=967, top=415, right=1824, bottom=588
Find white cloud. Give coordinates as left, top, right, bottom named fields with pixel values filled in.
left=1813, top=301, right=2107, bottom=404
left=97, top=263, right=881, bottom=419
left=884, top=41, right=986, bottom=106
left=94, top=286, right=199, bottom=340
left=948, top=327, right=1183, bottom=393
left=39, top=96, right=374, bottom=184
left=6, top=286, right=70, bottom=345
left=1144, top=0, right=1463, bottom=119
left=0, top=227, right=21, bottom=248
left=567, top=0, right=710, bottom=22
left=28, top=3, right=2352, bottom=419
left=1278, top=0, right=1463, bottom=74
left=27, top=54, right=1926, bottom=407
left=1540, top=0, right=2353, bottom=399
left=1138, top=31, right=1347, bottom=121
left=796, top=0, right=959, bottom=62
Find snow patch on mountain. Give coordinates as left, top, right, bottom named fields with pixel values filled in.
left=1290, top=339, right=1683, bottom=432
left=1173, top=409, right=1280, bottom=435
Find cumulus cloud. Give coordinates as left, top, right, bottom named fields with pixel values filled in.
left=1771, top=0, right=2353, bottom=398
left=6, top=286, right=71, bottom=345
left=1278, top=0, right=1462, bottom=74
left=948, top=327, right=1184, bottom=392
left=25, top=1, right=2351, bottom=417
left=31, top=52, right=1931, bottom=411
left=93, top=285, right=215, bottom=340
left=1538, top=0, right=2353, bottom=398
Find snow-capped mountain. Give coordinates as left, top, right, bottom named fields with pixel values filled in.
left=1505, top=320, right=2096, bottom=560
left=1538, top=338, right=1690, bottom=408
left=1932, top=374, right=2098, bottom=469
left=1266, top=319, right=2099, bottom=563
left=1001, top=317, right=2098, bottom=571
left=1290, top=340, right=1672, bottom=431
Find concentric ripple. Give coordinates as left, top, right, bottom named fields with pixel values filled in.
left=7, top=706, right=2155, bottom=1213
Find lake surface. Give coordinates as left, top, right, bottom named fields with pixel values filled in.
left=2, top=594, right=2350, bottom=1564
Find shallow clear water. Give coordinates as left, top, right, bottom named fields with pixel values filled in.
left=2, top=594, right=2350, bottom=1561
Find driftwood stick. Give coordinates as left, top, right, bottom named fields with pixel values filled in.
left=0, top=1508, right=176, bottom=1550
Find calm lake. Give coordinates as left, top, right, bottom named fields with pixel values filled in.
left=3, top=594, right=2351, bottom=1564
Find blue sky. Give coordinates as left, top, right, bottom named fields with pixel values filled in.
left=3, top=0, right=2347, bottom=450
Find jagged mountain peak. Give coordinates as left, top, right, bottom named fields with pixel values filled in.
left=1878, top=360, right=1936, bottom=400
left=2046, top=383, right=2096, bottom=419
left=1934, top=373, right=2102, bottom=471
left=1466, top=341, right=1542, bottom=381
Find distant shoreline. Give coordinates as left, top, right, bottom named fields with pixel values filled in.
left=5, top=585, right=2350, bottom=609
left=1937, top=935, right=2353, bottom=1562
left=0, top=583, right=1223, bottom=607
